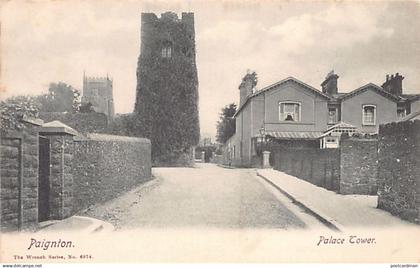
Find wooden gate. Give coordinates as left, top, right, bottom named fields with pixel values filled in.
left=38, top=136, right=50, bottom=222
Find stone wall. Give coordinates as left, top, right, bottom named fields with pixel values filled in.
left=39, top=112, right=108, bottom=133
left=72, top=134, right=151, bottom=212
left=1, top=118, right=152, bottom=232
left=1, top=120, right=41, bottom=231
left=340, top=137, right=378, bottom=195
left=377, top=120, right=420, bottom=223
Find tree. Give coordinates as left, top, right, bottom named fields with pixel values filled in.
left=106, top=113, right=141, bottom=136
left=0, top=95, right=39, bottom=132
left=79, top=102, right=94, bottom=113
left=216, top=103, right=237, bottom=144
left=37, top=82, right=80, bottom=113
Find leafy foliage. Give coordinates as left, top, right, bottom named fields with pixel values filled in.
left=134, top=23, right=200, bottom=164
left=37, top=82, right=80, bottom=113
left=106, top=113, right=141, bottom=136
left=79, top=102, right=94, bottom=113
left=0, top=95, right=39, bottom=132
left=216, top=103, right=237, bottom=144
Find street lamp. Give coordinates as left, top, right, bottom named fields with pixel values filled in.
left=258, top=126, right=272, bottom=169
left=258, top=126, right=267, bottom=143
left=257, top=125, right=267, bottom=153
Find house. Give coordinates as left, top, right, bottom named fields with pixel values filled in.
left=228, top=71, right=419, bottom=167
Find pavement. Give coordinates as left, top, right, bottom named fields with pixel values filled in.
left=257, top=168, right=419, bottom=232
left=37, top=215, right=114, bottom=233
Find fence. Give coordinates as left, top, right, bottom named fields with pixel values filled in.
left=271, top=145, right=340, bottom=191
left=267, top=136, right=379, bottom=195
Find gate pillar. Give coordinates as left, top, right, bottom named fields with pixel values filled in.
left=262, top=151, right=271, bottom=169
left=39, top=121, right=77, bottom=220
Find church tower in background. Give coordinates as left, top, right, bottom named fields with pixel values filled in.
left=82, top=74, right=115, bottom=120
left=134, top=12, right=200, bottom=165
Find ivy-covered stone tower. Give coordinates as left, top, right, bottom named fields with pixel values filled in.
left=134, top=12, right=200, bottom=165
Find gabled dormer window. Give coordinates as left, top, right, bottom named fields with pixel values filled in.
left=362, top=105, right=376, bottom=125
left=279, top=102, right=301, bottom=122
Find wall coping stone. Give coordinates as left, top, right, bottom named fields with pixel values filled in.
left=39, top=120, right=78, bottom=136
left=21, top=115, right=44, bottom=126
left=80, top=133, right=151, bottom=143
left=342, top=138, right=378, bottom=142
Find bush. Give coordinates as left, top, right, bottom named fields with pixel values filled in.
left=0, top=95, right=39, bottom=133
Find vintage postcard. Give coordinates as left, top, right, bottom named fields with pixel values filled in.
left=0, top=0, right=419, bottom=266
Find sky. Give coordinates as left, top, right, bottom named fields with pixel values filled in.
left=1, top=0, right=419, bottom=138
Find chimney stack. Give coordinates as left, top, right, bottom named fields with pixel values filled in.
left=321, top=70, right=339, bottom=95
left=381, top=73, right=404, bottom=96
left=239, top=72, right=257, bottom=106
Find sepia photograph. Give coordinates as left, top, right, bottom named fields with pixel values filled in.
left=0, top=0, right=419, bottom=266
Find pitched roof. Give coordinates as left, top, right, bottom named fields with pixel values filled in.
left=326, top=121, right=357, bottom=131
left=321, top=121, right=357, bottom=138
left=234, top=77, right=330, bottom=117
left=338, top=83, right=401, bottom=102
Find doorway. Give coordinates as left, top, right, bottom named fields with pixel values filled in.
left=38, top=136, right=50, bottom=222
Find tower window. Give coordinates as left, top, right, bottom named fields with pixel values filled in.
left=362, top=105, right=376, bottom=125
left=161, top=46, right=172, bottom=58
left=279, top=102, right=301, bottom=122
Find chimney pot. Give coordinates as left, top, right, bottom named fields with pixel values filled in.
left=386, top=74, right=389, bottom=81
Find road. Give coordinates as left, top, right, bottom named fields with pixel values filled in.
left=83, top=164, right=324, bottom=230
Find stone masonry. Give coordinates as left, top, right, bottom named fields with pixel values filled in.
left=340, top=137, right=378, bottom=195
left=1, top=118, right=42, bottom=231
left=46, top=135, right=74, bottom=220
left=1, top=118, right=152, bottom=232
left=72, top=134, right=151, bottom=213
left=377, top=120, right=420, bottom=223
left=39, top=121, right=77, bottom=220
